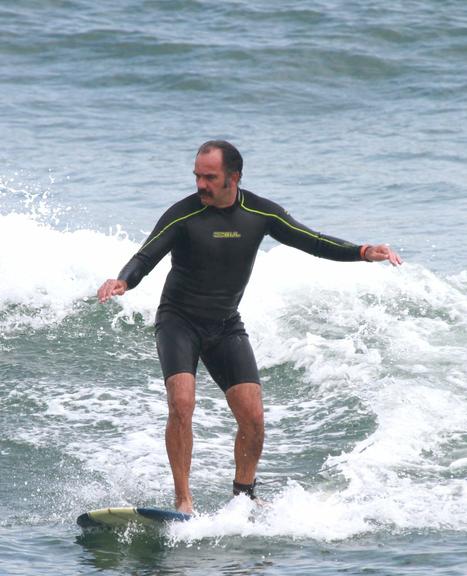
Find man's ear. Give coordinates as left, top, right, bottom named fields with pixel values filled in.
left=231, top=171, right=241, bottom=187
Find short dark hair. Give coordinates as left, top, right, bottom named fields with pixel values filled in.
left=197, top=140, right=243, bottom=178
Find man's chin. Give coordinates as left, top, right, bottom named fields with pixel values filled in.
left=198, top=194, right=212, bottom=205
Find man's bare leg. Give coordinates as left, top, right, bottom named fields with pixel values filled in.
left=226, top=383, right=264, bottom=487
left=165, top=372, right=196, bottom=514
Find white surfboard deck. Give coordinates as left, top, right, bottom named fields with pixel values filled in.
left=77, top=506, right=191, bottom=529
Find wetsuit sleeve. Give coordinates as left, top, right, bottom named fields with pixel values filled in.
left=267, top=201, right=362, bottom=262
left=117, top=205, right=182, bottom=289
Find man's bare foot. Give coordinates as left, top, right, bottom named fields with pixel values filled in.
left=176, top=498, right=193, bottom=515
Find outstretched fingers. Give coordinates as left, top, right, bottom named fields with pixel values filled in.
left=367, top=244, right=402, bottom=266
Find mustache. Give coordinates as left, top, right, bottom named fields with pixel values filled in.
left=197, top=188, right=213, bottom=198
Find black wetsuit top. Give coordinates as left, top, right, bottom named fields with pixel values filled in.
left=118, top=188, right=364, bottom=320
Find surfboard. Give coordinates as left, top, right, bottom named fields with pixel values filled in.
left=77, top=506, right=191, bottom=529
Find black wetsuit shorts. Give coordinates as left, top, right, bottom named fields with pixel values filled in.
left=155, top=305, right=260, bottom=393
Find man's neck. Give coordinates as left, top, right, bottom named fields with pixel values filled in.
left=213, top=187, right=239, bottom=209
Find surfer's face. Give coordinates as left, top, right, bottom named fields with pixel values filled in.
left=194, top=148, right=239, bottom=208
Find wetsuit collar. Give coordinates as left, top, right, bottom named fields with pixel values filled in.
left=210, top=188, right=240, bottom=213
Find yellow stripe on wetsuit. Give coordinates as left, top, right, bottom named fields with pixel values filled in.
left=239, top=192, right=345, bottom=249
left=140, top=205, right=208, bottom=252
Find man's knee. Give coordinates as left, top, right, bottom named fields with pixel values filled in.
left=243, top=410, right=264, bottom=440
left=226, top=382, right=264, bottom=429
left=241, top=403, right=264, bottom=430
left=166, top=373, right=196, bottom=421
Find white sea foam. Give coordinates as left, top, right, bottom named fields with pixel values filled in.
left=168, top=472, right=467, bottom=545
left=0, top=212, right=168, bottom=330
left=1, top=211, right=465, bottom=335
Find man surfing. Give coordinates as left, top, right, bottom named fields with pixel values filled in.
left=97, top=140, right=401, bottom=514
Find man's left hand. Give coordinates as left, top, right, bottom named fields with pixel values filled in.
left=365, top=244, right=402, bottom=266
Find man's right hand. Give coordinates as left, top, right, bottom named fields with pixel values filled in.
left=97, top=279, right=128, bottom=303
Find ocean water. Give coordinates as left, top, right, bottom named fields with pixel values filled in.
left=1, top=1, right=467, bottom=575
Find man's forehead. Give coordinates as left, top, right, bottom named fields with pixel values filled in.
left=195, top=149, right=223, bottom=172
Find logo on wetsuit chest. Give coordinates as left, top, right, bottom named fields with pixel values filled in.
left=212, top=231, right=242, bottom=239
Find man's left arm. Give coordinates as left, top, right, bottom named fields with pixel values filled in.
left=267, top=202, right=402, bottom=265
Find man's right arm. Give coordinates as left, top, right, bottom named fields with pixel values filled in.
left=97, top=204, right=181, bottom=302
